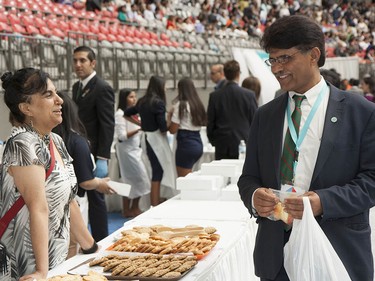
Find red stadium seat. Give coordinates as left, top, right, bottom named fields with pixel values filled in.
left=97, top=33, right=107, bottom=41
left=101, top=10, right=113, bottom=19
left=150, top=38, right=159, bottom=45
left=124, top=36, right=135, bottom=43
left=157, top=39, right=166, bottom=46
left=133, top=37, right=142, bottom=44
left=99, top=25, right=110, bottom=34
left=46, top=18, right=58, bottom=30
left=142, top=30, right=151, bottom=39
left=56, top=19, right=69, bottom=32
left=183, top=41, right=192, bottom=48
left=25, top=24, right=40, bottom=35
left=116, top=35, right=126, bottom=42
left=142, top=38, right=151, bottom=45
left=7, top=13, right=21, bottom=25
left=109, top=25, right=119, bottom=36
left=125, top=27, right=135, bottom=37
left=160, top=33, right=169, bottom=41
left=134, top=29, right=143, bottom=38
left=116, top=26, right=126, bottom=37
left=0, top=22, right=12, bottom=33
left=12, top=23, right=26, bottom=34
left=40, top=26, right=52, bottom=37
left=0, top=13, right=9, bottom=24
left=164, top=40, right=173, bottom=47
left=52, top=28, right=66, bottom=39
left=106, top=34, right=117, bottom=42
left=171, top=40, right=180, bottom=48
left=325, top=47, right=335, bottom=58
left=51, top=6, right=63, bottom=17
left=3, top=0, right=16, bottom=9
left=21, top=15, right=34, bottom=26
left=29, top=3, right=40, bottom=13
left=149, top=31, right=158, bottom=40
left=79, top=22, right=90, bottom=33
left=16, top=0, right=29, bottom=11
left=69, top=21, right=80, bottom=32
left=89, top=24, right=100, bottom=34
left=34, top=17, right=47, bottom=28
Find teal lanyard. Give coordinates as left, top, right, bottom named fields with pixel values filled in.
left=286, top=83, right=329, bottom=181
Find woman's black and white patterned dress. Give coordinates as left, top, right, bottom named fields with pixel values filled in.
left=0, top=126, right=77, bottom=280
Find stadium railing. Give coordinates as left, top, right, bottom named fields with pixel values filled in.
left=0, top=31, right=231, bottom=92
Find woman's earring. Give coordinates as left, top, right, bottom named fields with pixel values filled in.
left=29, top=119, right=33, bottom=128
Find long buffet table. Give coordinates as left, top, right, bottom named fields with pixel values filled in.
left=48, top=196, right=260, bottom=281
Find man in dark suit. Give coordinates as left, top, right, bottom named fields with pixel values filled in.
left=72, top=46, right=115, bottom=242
left=238, top=15, right=375, bottom=281
left=207, top=60, right=258, bottom=160
left=210, top=64, right=226, bottom=90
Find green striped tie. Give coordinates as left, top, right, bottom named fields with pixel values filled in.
left=76, top=82, right=83, bottom=100
left=280, top=95, right=306, bottom=185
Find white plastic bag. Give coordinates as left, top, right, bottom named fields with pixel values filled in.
left=284, top=197, right=351, bottom=281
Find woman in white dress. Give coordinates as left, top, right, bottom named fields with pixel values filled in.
left=115, top=89, right=150, bottom=217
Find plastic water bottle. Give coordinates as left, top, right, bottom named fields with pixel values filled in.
left=238, top=140, right=246, bottom=160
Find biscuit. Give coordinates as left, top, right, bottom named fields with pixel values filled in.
left=163, top=271, right=181, bottom=278
left=119, top=265, right=136, bottom=276
left=204, top=226, right=217, bottom=234
left=89, top=257, right=108, bottom=267
left=128, top=266, right=147, bottom=277
left=139, top=267, right=157, bottom=277
left=152, top=268, right=170, bottom=277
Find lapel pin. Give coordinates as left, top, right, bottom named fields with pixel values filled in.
left=331, top=117, right=337, bottom=123
left=82, top=89, right=90, bottom=98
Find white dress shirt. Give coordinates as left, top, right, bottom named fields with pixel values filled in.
left=286, top=76, right=330, bottom=191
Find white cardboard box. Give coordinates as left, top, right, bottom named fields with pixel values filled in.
left=176, top=172, right=225, bottom=191
left=200, top=161, right=242, bottom=177
left=180, top=189, right=222, bottom=200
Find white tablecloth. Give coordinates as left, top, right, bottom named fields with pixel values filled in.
left=48, top=196, right=259, bottom=281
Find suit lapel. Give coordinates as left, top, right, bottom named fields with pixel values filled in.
left=311, top=85, right=345, bottom=186
left=273, top=94, right=288, bottom=187
left=80, top=76, right=96, bottom=99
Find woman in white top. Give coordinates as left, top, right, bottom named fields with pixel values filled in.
left=115, top=89, right=150, bottom=217
left=168, top=78, right=207, bottom=177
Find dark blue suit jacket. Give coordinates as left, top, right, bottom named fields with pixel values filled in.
left=207, top=81, right=258, bottom=149
left=238, top=83, right=375, bottom=281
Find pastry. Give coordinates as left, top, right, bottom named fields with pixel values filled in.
left=163, top=271, right=181, bottom=278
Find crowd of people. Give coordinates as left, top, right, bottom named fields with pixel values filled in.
left=56, top=0, right=375, bottom=62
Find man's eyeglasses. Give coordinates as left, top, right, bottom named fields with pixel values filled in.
left=264, top=50, right=302, bottom=67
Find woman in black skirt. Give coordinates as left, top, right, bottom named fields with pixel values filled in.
left=168, top=77, right=207, bottom=177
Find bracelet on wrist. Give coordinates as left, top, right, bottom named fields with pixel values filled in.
left=81, top=240, right=98, bottom=254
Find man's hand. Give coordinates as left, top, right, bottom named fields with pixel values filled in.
left=284, top=191, right=323, bottom=219
left=95, top=159, right=108, bottom=178
left=253, top=188, right=278, bottom=217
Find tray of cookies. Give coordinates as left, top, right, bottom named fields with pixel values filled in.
left=68, top=252, right=197, bottom=280
left=106, top=224, right=220, bottom=260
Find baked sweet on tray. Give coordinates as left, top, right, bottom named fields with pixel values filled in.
left=107, top=225, right=220, bottom=257
left=89, top=253, right=198, bottom=278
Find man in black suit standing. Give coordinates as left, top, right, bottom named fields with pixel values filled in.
left=207, top=60, right=258, bottom=160
left=210, top=64, right=226, bottom=90
left=72, top=46, right=115, bottom=242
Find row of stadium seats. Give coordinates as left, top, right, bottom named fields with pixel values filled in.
left=0, top=32, right=231, bottom=91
